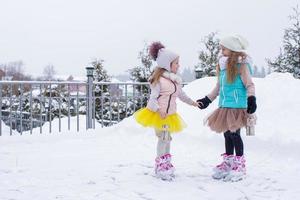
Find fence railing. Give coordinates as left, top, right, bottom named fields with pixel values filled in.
left=0, top=78, right=150, bottom=136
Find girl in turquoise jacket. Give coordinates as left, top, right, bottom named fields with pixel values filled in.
left=197, top=35, right=257, bottom=182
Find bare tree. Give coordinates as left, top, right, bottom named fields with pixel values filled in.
left=43, top=64, right=56, bottom=81
left=0, top=60, right=32, bottom=95
left=0, top=60, right=25, bottom=79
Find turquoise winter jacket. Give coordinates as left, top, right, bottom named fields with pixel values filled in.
left=218, top=64, right=252, bottom=108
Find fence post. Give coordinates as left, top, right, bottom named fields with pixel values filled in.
left=86, top=67, right=94, bottom=129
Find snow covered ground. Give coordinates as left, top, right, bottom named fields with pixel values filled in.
left=1, top=73, right=300, bottom=200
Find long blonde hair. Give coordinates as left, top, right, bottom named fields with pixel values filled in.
left=149, top=68, right=166, bottom=85
left=217, top=51, right=247, bottom=83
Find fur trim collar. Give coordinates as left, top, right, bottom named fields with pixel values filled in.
left=219, top=56, right=253, bottom=70
left=162, top=71, right=182, bottom=84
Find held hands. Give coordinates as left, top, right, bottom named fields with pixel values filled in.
left=192, top=101, right=200, bottom=107
left=247, top=96, right=257, bottom=114
left=196, top=96, right=212, bottom=109
left=195, top=95, right=256, bottom=113
left=158, top=97, right=213, bottom=117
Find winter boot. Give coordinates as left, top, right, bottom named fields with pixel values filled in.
left=223, top=155, right=246, bottom=182
left=155, top=153, right=175, bottom=181
left=212, top=153, right=235, bottom=180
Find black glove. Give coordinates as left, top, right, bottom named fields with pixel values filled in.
left=197, top=96, right=212, bottom=109
left=247, top=96, right=257, bottom=114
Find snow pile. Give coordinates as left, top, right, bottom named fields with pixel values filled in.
left=178, top=72, right=300, bottom=143
left=0, top=72, right=300, bottom=200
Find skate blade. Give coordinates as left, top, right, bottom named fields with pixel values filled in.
left=160, top=176, right=174, bottom=181
left=212, top=172, right=229, bottom=180
left=230, top=174, right=245, bottom=182
left=155, top=174, right=175, bottom=181
left=223, top=173, right=245, bottom=182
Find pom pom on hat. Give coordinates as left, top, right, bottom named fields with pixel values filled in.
left=220, top=35, right=249, bottom=52
left=149, top=41, right=179, bottom=72
left=149, top=42, right=165, bottom=60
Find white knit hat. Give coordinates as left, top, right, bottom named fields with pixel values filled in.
left=220, top=35, right=249, bottom=52
left=156, top=48, right=179, bottom=71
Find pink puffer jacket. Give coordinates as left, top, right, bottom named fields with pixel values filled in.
left=146, top=71, right=194, bottom=115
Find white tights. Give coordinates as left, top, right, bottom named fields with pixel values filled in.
left=156, top=129, right=172, bottom=157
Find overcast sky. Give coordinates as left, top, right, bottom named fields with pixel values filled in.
left=0, top=0, right=298, bottom=77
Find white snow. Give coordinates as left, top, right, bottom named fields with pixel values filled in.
left=1, top=72, right=300, bottom=200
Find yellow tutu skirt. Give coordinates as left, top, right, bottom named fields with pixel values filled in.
left=134, top=108, right=186, bottom=133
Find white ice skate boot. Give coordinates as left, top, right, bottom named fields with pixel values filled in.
left=223, top=155, right=246, bottom=182
left=155, top=153, right=175, bottom=181
left=212, top=153, right=235, bottom=180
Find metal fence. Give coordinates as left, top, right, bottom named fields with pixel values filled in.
left=0, top=77, right=150, bottom=136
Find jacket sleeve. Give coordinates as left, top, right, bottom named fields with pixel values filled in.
left=207, top=78, right=220, bottom=102
left=177, top=85, right=195, bottom=105
left=146, top=83, right=160, bottom=112
left=240, top=64, right=255, bottom=96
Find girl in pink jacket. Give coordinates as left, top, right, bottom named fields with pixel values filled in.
left=134, top=42, right=199, bottom=181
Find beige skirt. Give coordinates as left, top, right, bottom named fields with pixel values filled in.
left=205, top=108, right=248, bottom=133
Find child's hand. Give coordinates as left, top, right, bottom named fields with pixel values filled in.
left=247, top=96, right=257, bottom=114
left=197, top=96, right=212, bottom=109
left=159, top=110, right=167, bottom=119
left=192, top=101, right=199, bottom=107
